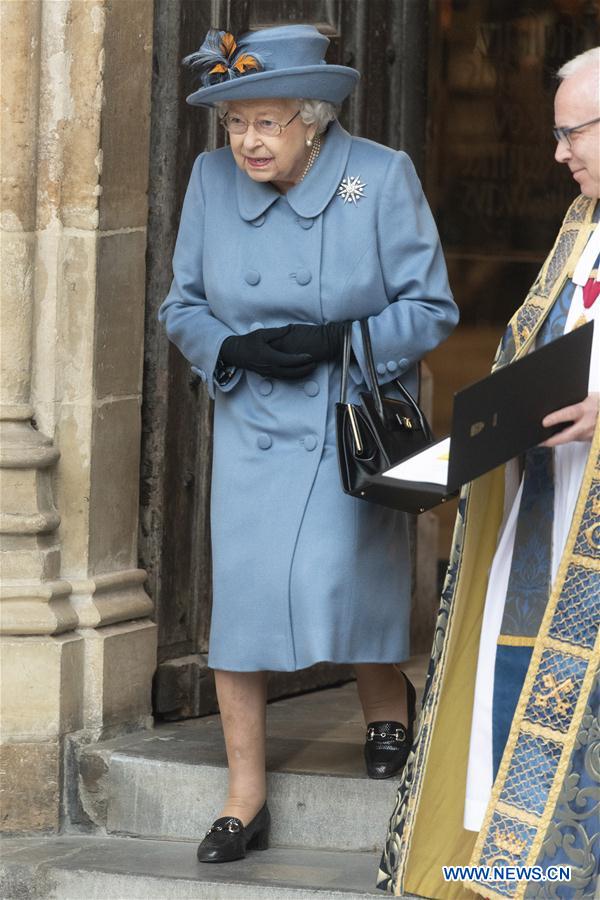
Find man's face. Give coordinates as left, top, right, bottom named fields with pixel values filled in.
left=554, top=65, right=600, bottom=199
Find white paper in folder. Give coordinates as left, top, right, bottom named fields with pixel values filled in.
left=382, top=437, right=450, bottom=486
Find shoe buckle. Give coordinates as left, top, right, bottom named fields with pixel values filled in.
left=367, top=726, right=406, bottom=741
left=207, top=817, right=242, bottom=836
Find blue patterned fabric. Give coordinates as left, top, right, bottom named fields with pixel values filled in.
left=526, top=672, right=600, bottom=899
left=524, top=649, right=589, bottom=734
left=478, top=811, right=538, bottom=898
left=501, top=448, right=555, bottom=637
left=492, top=645, right=533, bottom=776
left=501, top=730, right=564, bottom=817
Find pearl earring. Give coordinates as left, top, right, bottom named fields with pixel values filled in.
left=306, top=137, right=313, bottom=148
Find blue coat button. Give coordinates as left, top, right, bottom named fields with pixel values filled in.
left=376, top=362, right=386, bottom=375
left=259, top=379, right=273, bottom=396
left=257, top=433, right=272, bottom=450
left=296, top=269, right=312, bottom=286
left=398, top=357, right=409, bottom=369
left=251, top=215, right=265, bottom=227
left=304, top=435, right=318, bottom=451
left=386, top=360, right=398, bottom=373
left=245, top=270, right=261, bottom=286
left=304, top=380, right=319, bottom=397
left=250, top=321, right=265, bottom=331
left=298, top=217, right=314, bottom=230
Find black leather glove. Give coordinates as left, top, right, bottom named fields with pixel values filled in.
left=219, top=326, right=316, bottom=379
left=270, top=322, right=348, bottom=362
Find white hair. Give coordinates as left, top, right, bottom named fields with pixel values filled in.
left=557, top=47, right=600, bottom=80
left=216, top=98, right=338, bottom=134
left=297, top=99, right=338, bottom=134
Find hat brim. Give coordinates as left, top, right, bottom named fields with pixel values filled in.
left=186, top=65, right=360, bottom=107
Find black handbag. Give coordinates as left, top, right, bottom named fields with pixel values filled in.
left=336, top=320, right=435, bottom=510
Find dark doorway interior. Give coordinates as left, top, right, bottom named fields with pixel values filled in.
left=424, top=0, right=600, bottom=556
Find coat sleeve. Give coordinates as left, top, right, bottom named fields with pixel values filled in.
left=158, top=153, right=242, bottom=400
left=350, top=151, right=458, bottom=387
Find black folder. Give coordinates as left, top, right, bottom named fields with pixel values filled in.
left=374, top=321, right=594, bottom=514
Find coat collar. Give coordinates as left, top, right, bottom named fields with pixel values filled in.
left=236, top=119, right=353, bottom=222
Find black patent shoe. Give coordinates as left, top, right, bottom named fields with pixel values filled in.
left=196, top=803, right=270, bottom=863
left=364, top=672, right=416, bottom=779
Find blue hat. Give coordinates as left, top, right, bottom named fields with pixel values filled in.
left=184, top=25, right=360, bottom=107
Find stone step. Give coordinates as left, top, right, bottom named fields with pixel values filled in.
left=0, top=834, right=384, bottom=899
left=77, top=656, right=427, bottom=853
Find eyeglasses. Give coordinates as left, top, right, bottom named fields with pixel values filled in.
left=553, top=116, right=600, bottom=148
left=220, top=110, right=301, bottom=137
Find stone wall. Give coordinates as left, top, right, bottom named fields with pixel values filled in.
left=0, top=0, right=156, bottom=832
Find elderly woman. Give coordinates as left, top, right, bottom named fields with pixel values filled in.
left=159, top=24, right=458, bottom=863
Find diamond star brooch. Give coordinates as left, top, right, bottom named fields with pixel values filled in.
left=337, top=175, right=366, bottom=205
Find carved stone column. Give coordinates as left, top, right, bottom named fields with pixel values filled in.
left=1, top=0, right=156, bottom=832
left=0, top=0, right=80, bottom=833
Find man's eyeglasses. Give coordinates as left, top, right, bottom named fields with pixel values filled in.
left=553, top=116, right=600, bottom=148
left=220, top=110, right=301, bottom=137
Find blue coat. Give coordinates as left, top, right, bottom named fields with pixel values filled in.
left=159, top=120, right=458, bottom=671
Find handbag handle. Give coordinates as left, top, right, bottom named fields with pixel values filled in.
left=342, top=319, right=431, bottom=438
left=393, top=373, right=431, bottom=437
left=339, top=321, right=381, bottom=408
left=340, top=322, right=352, bottom=405
left=360, top=319, right=385, bottom=422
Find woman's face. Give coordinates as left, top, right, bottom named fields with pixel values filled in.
left=224, top=98, right=317, bottom=193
